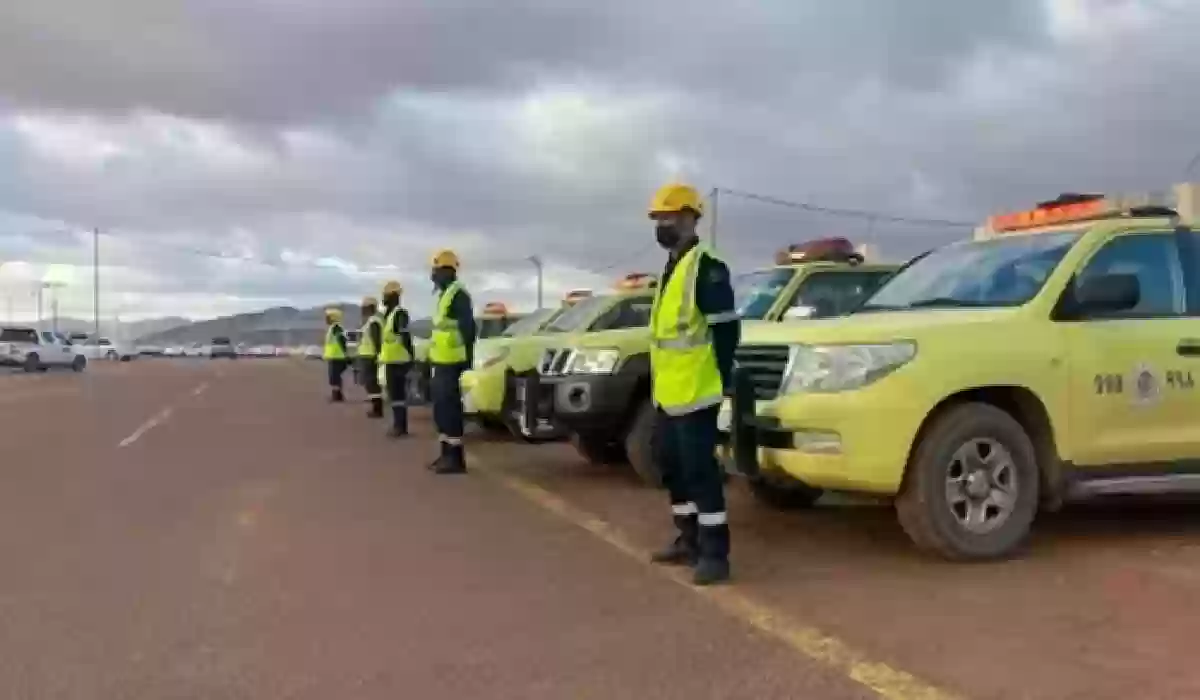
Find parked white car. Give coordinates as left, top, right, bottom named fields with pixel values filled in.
left=183, top=343, right=207, bottom=357
left=75, top=336, right=135, bottom=361
left=0, top=327, right=86, bottom=372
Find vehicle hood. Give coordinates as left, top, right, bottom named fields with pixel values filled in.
left=740, top=308, right=1021, bottom=346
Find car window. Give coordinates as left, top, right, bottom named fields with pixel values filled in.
left=790, top=271, right=894, bottom=318
left=0, top=328, right=38, bottom=343
left=41, top=332, right=56, bottom=344
left=98, top=338, right=111, bottom=346
left=590, top=297, right=652, bottom=331
left=1174, top=231, right=1200, bottom=315
left=1072, top=232, right=1182, bottom=318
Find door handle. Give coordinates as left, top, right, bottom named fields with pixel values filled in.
left=1177, top=339, right=1200, bottom=357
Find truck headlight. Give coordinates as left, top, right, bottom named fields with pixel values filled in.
left=782, top=342, right=916, bottom=394
left=474, top=346, right=511, bottom=370
left=568, top=348, right=621, bottom=375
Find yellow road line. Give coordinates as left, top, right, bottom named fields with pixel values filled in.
left=481, top=466, right=962, bottom=700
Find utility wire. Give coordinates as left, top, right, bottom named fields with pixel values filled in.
left=715, top=187, right=976, bottom=228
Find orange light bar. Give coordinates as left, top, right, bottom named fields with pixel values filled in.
left=481, top=302, right=509, bottom=316
left=987, top=198, right=1112, bottom=232
left=775, top=238, right=863, bottom=265
left=564, top=289, right=594, bottom=305
left=615, top=272, right=657, bottom=290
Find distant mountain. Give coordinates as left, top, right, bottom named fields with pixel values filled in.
left=42, top=316, right=191, bottom=341
left=136, top=305, right=433, bottom=347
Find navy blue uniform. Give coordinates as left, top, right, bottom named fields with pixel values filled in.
left=432, top=283, right=476, bottom=453
left=654, top=238, right=740, bottom=571
left=383, top=305, right=415, bottom=434
left=327, top=324, right=349, bottom=400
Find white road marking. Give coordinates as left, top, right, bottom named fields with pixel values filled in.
left=118, top=407, right=174, bottom=448
left=117, top=380, right=210, bottom=448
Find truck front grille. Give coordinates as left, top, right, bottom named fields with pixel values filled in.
left=734, top=344, right=791, bottom=400
left=539, top=348, right=573, bottom=376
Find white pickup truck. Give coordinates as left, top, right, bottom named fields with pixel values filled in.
left=0, top=327, right=86, bottom=372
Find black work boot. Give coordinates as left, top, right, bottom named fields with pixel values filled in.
left=651, top=514, right=699, bottom=566
left=387, top=407, right=408, bottom=438
left=693, top=523, right=732, bottom=586
left=367, top=398, right=384, bottom=419
left=330, top=388, right=344, bottom=403
left=428, top=441, right=448, bottom=470
left=434, top=443, right=467, bottom=474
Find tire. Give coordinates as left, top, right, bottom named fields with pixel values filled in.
left=72, top=356, right=86, bottom=372
left=896, top=402, right=1039, bottom=561
left=571, top=431, right=624, bottom=465
left=748, top=476, right=823, bottom=510
left=624, top=399, right=663, bottom=488
left=23, top=353, right=40, bottom=373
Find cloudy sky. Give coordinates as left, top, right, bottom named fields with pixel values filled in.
left=0, top=0, right=1197, bottom=322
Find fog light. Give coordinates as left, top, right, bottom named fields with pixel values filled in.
left=793, top=430, right=842, bottom=454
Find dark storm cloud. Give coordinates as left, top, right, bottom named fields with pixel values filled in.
left=0, top=0, right=1046, bottom=124
left=3, top=0, right=1200, bottom=318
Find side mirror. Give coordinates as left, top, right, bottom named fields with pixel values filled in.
left=784, top=305, right=816, bottom=320
left=1074, top=273, right=1140, bottom=315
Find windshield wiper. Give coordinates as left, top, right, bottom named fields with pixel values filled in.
left=906, top=297, right=993, bottom=309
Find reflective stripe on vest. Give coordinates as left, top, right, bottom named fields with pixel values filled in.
left=650, top=245, right=724, bottom=416
left=380, top=307, right=413, bottom=364
left=323, top=324, right=347, bottom=360
left=357, top=315, right=382, bottom=358
left=429, top=281, right=468, bottom=365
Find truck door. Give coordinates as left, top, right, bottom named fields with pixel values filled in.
left=1063, top=230, right=1192, bottom=466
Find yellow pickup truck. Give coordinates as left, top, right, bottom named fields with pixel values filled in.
left=727, top=183, right=1200, bottom=560
left=523, top=241, right=899, bottom=486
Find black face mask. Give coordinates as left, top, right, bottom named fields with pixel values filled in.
left=655, top=223, right=681, bottom=249
left=431, top=268, right=454, bottom=289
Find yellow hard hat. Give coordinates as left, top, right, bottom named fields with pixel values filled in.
left=382, top=280, right=403, bottom=296
left=325, top=307, right=343, bottom=322
left=649, top=183, right=704, bottom=218
left=431, top=249, right=460, bottom=270
left=361, top=296, right=378, bottom=307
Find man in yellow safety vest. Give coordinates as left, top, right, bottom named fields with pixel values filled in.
left=379, top=280, right=415, bottom=438
left=322, top=307, right=350, bottom=403
left=647, top=183, right=741, bottom=585
left=428, top=249, right=476, bottom=474
left=358, top=296, right=385, bottom=418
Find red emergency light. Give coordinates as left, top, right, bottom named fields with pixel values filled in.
left=987, top=196, right=1112, bottom=233
left=775, top=237, right=864, bottom=265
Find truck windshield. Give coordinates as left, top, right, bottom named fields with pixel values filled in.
left=477, top=317, right=509, bottom=339
left=735, top=268, right=794, bottom=320
left=502, top=308, right=556, bottom=337
left=544, top=295, right=611, bottom=333
left=859, top=231, right=1083, bottom=311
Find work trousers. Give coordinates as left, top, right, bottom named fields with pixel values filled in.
left=656, top=405, right=730, bottom=560
left=326, top=359, right=348, bottom=389
left=384, top=362, right=411, bottom=431
left=360, top=357, right=382, bottom=400
left=431, top=362, right=466, bottom=443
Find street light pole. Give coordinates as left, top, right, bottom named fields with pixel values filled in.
left=93, top=227, right=100, bottom=338
left=709, top=187, right=720, bottom=248
left=528, top=255, right=544, bottom=309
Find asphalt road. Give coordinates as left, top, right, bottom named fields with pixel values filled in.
left=3, top=360, right=1200, bottom=699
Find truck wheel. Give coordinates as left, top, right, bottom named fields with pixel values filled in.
left=23, top=353, right=40, bottom=373
left=624, top=400, right=663, bottom=488
left=896, top=402, right=1039, bottom=561
left=571, top=432, right=624, bottom=465
left=748, top=476, right=823, bottom=510
left=72, top=356, right=86, bottom=372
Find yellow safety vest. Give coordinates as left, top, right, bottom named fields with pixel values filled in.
left=650, top=244, right=728, bottom=416
left=357, top=315, right=382, bottom=359
left=429, top=281, right=468, bottom=365
left=380, top=307, right=413, bottom=364
left=323, top=324, right=347, bottom=361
